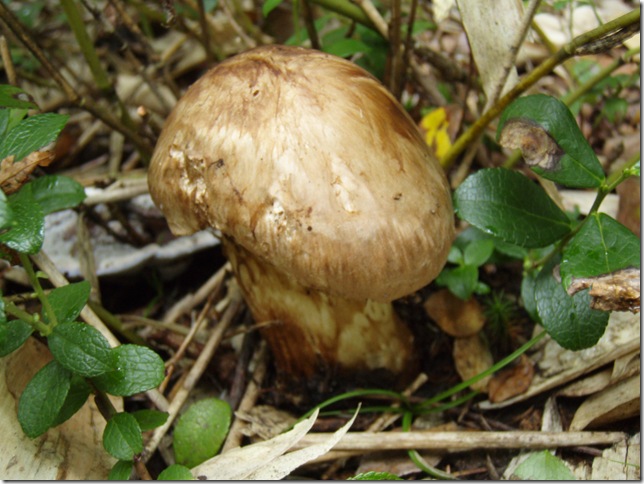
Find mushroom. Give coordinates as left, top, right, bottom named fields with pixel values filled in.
left=148, top=45, right=454, bottom=386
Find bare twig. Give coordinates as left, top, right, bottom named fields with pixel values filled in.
left=294, top=430, right=627, bottom=452
left=0, top=35, right=16, bottom=85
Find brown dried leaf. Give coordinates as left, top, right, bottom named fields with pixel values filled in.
left=499, top=119, right=564, bottom=170
left=0, top=151, right=55, bottom=195
left=452, top=333, right=493, bottom=393
left=488, top=354, right=534, bottom=403
left=424, top=289, right=486, bottom=337
left=567, top=268, right=640, bottom=313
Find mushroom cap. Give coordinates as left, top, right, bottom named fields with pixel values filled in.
left=148, top=45, right=454, bottom=302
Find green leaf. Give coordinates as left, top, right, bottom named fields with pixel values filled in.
left=108, top=460, right=133, bottom=481
left=513, top=450, right=575, bottom=480
left=92, top=344, right=165, bottom=396
left=52, top=373, right=91, bottom=426
left=46, top=281, right=91, bottom=324
left=498, top=94, right=605, bottom=188
left=446, top=245, right=463, bottom=264
left=103, top=412, right=143, bottom=461
left=323, top=38, right=371, bottom=58
left=131, top=409, right=169, bottom=431
left=561, top=213, right=641, bottom=288
left=0, top=189, right=13, bottom=231
left=454, top=168, right=571, bottom=248
left=438, top=264, right=478, bottom=301
left=535, top=258, right=610, bottom=350
left=464, top=239, right=495, bottom=267
left=520, top=271, right=540, bottom=323
left=0, top=183, right=45, bottom=254
left=30, top=175, right=86, bottom=214
left=158, top=464, right=195, bottom=480
left=18, top=360, right=71, bottom=438
left=48, top=322, right=115, bottom=377
left=262, top=0, right=283, bottom=17
left=0, top=113, right=69, bottom=161
left=0, top=319, right=33, bottom=356
left=173, top=398, right=232, bottom=468
left=0, top=85, right=38, bottom=110
left=349, top=471, right=403, bottom=480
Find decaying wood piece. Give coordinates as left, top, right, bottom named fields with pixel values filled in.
left=567, top=267, right=640, bottom=313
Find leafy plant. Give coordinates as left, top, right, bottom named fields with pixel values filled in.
left=452, top=94, right=640, bottom=351
left=0, top=85, right=167, bottom=476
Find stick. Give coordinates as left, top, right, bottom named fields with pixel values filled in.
left=293, top=430, right=627, bottom=452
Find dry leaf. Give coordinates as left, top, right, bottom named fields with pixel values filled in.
left=498, top=119, right=564, bottom=170
left=567, top=268, right=640, bottom=313
left=589, top=433, right=640, bottom=480
left=424, top=289, right=485, bottom=337
left=0, top=338, right=121, bottom=479
left=0, top=151, right=55, bottom=195
left=453, top=333, right=493, bottom=393
left=488, top=354, right=535, bottom=403
left=569, top=375, right=640, bottom=430
left=191, top=407, right=358, bottom=480
left=616, top=176, right=640, bottom=236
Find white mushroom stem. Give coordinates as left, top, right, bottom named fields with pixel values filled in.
left=223, top=238, right=417, bottom=381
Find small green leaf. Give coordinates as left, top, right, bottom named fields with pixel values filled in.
left=46, top=281, right=91, bottom=324
left=438, top=264, right=478, bottom=301
left=0, top=113, right=69, bottom=162
left=262, top=0, right=283, bottom=17
left=108, top=460, right=133, bottom=481
left=52, top=373, right=91, bottom=427
left=30, top=175, right=86, bottom=214
left=561, top=213, right=641, bottom=288
left=0, top=319, right=33, bottom=356
left=513, top=450, right=575, bottom=480
left=0, top=85, right=38, bottom=110
left=48, top=322, right=115, bottom=377
left=18, top=360, right=71, bottom=438
left=498, top=94, right=605, bottom=188
left=535, top=258, right=610, bottom=350
left=520, top=271, right=540, bottom=323
left=131, top=409, right=169, bottom=431
left=323, top=38, right=371, bottom=58
left=446, top=245, right=463, bottom=265
left=158, top=464, right=195, bottom=480
left=464, top=239, right=495, bottom=267
left=173, top=398, right=232, bottom=468
left=349, top=471, right=403, bottom=480
left=92, top=344, right=165, bottom=396
left=0, top=189, right=13, bottom=231
left=454, top=168, right=571, bottom=248
left=0, top=183, right=45, bottom=254
left=103, top=412, right=143, bottom=461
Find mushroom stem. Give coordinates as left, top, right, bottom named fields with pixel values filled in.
left=223, top=238, right=417, bottom=383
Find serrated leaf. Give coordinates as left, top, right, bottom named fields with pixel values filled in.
left=103, top=412, right=143, bottom=460
left=18, top=360, right=71, bottom=438
left=0, top=85, right=38, bottom=110
left=92, top=344, right=165, bottom=396
left=174, top=398, right=232, bottom=468
left=463, top=239, right=495, bottom=267
left=0, top=319, right=33, bottom=356
left=262, top=0, right=283, bottom=17
left=46, top=281, right=91, bottom=324
left=561, top=213, right=641, bottom=288
left=0, top=183, right=44, bottom=253
left=108, top=460, right=133, bottom=481
left=30, top=175, right=86, bottom=214
left=513, top=450, right=575, bottom=480
left=0, top=113, right=69, bottom=162
left=350, top=471, right=403, bottom=480
left=158, top=464, right=195, bottom=480
left=132, top=409, right=169, bottom=431
left=52, top=373, right=91, bottom=426
left=498, top=94, right=605, bottom=188
left=535, top=258, right=610, bottom=350
left=454, top=168, right=571, bottom=248
left=48, top=322, right=115, bottom=377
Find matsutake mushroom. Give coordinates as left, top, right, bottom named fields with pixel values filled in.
left=148, top=45, right=454, bottom=386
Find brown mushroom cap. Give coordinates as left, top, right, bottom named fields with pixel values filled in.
left=149, top=45, right=454, bottom=302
